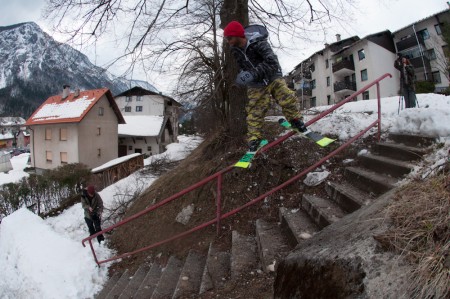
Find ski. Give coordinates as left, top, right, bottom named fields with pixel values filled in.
left=278, top=118, right=335, bottom=147
left=234, top=139, right=269, bottom=168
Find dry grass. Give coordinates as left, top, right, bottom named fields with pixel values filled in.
left=376, top=173, right=450, bottom=299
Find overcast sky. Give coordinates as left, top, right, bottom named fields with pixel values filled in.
left=0, top=0, right=448, bottom=93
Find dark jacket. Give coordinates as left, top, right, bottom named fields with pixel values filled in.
left=394, top=59, right=415, bottom=88
left=230, top=25, right=282, bottom=87
left=81, top=189, right=104, bottom=220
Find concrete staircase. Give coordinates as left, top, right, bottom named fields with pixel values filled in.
left=95, top=133, right=436, bottom=298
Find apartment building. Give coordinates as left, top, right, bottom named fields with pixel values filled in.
left=287, top=32, right=399, bottom=108
left=288, top=8, right=450, bottom=108
left=393, top=8, right=450, bottom=93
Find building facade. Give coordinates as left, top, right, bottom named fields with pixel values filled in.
left=287, top=32, right=400, bottom=108
left=393, top=8, right=450, bottom=93
left=25, top=88, right=125, bottom=172
left=114, top=87, right=181, bottom=157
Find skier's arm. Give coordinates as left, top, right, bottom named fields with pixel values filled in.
left=250, top=40, right=281, bottom=81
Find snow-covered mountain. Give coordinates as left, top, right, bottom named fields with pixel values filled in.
left=0, top=22, right=158, bottom=117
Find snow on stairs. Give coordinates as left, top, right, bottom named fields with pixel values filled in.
left=95, top=133, right=436, bottom=298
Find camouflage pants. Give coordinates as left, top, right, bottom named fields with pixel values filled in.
left=246, top=78, right=300, bottom=142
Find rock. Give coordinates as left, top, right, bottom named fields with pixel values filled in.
left=175, top=204, right=194, bottom=225
left=303, top=171, right=330, bottom=186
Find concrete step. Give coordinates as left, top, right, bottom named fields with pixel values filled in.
left=301, top=194, right=346, bottom=229
left=173, top=250, right=206, bottom=299
left=199, top=243, right=231, bottom=294
left=134, top=263, right=162, bottom=299
left=345, top=166, right=397, bottom=196
left=151, top=256, right=183, bottom=299
left=255, top=219, right=291, bottom=273
left=105, top=269, right=130, bottom=299
left=325, top=181, right=372, bottom=213
left=231, top=230, right=259, bottom=281
left=388, top=133, right=436, bottom=147
left=118, top=264, right=150, bottom=299
left=96, top=271, right=122, bottom=299
left=373, top=142, right=429, bottom=161
left=279, top=207, right=319, bottom=247
left=359, top=153, right=415, bottom=178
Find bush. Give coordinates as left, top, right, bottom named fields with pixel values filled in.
left=415, top=81, right=435, bottom=93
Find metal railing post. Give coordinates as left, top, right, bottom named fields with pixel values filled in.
left=377, top=82, right=381, bottom=141
left=216, top=174, right=222, bottom=235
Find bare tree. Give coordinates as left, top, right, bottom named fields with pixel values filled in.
left=44, top=0, right=355, bottom=139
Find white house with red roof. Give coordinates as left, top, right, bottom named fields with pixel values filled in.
left=114, top=86, right=181, bottom=156
left=25, top=86, right=125, bottom=172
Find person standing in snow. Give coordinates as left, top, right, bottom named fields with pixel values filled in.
left=223, top=21, right=306, bottom=152
left=394, top=54, right=417, bottom=108
left=81, top=185, right=105, bottom=243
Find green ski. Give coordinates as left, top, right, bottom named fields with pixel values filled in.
left=278, top=118, right=335, bottom=147
left=235, top=139, right=269, bottom=168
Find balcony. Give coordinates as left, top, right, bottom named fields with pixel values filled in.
left=332, top=59, right=355, bottom=77
left=334, top=81, right=357, bottom=93
left=410, top=55, right=431, bottom=70
left=396, top=35, right=425, bottom=52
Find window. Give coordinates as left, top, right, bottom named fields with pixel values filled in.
left=326, top=77, right=330, bottom=87
left=327, top=95, right=331, bottom=105
left=98, top=107, right=104, bottom=116
left=136, top=96, right=142, bottom=101
left=325, top=59, right=329, bottom=68
left=97, top=127, right=101, bottom=136
left=59, top=128, right=67, bottom=141
left=363, top=91, right=370, bottom=100
left=125, top=96, right=132, bottom=102
left=136, top=106, right=143, bottom=112
left=124, top=106, right=131, bottom=112
left=435, top=24, right=442, bottom=35
left=147, top=146, right=152, bottom=151
left=358, top=49, right=365, bottom=60
left=417, top=28, right=430, bottom=40
left=97, top=148, right=101, bottom=157
left=60, top=152, right=68, bottom=164
left=427, top=49, right=436, bottom=60
left=45, top=128, right=52, bottom=140
left=46, top=151, right=52, bottom=163
left=311, top=79, right=316, bottom=89
left=432, top=71, right=442, bottom=84
left=128, top=145, right=133, bottom=150
left=361, top=69, right=368, bottom=81
left=310, top=63, right=315, bottom=72
left=310, top=97, right=316, bottom=107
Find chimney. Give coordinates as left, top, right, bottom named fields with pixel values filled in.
left=62, top=85, right=70, bottom=99
left=324, top=43, right=329, bottom=48
left=336, top=34, right=341, bottom=42
left=74, top=88, right=80, bottom=98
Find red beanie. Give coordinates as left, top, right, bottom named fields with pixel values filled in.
left=224, top=21, right=245, bottom=38
left=87, top=185, right=95, bottom=195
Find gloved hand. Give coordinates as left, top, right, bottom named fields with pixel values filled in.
left=291, top=118, right=307, bottom=132
left=236, top=71, right=254, bottom=86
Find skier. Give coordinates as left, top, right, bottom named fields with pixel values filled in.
left=81, top=185, right=105, bottom=244
left=223, top=20, right=307, bottom=152
left=394, top=54, right=417, bottom=108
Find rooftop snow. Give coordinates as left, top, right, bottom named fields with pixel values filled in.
left=31, top=96, right=95, bottom=122
left=92, top=153, right=142, bottom=173
left=118, top=115, right=164, bottom=137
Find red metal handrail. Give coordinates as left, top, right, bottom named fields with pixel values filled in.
left=83, top=73, right=392, bottom=265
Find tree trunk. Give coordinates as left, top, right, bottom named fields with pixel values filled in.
left=220, top=0, right=249, bottom=139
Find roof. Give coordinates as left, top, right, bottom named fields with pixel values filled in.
left=332, top=30, right=395, bottom=56
left=25, top=88, right=125, bottom=126
left=115, top=86, right=182, bottom=107
left=91, top=153, right=142, bottom=173
left=118, top=115, right=165, bottom=137
left=393, top=8, right=450, bottom=34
